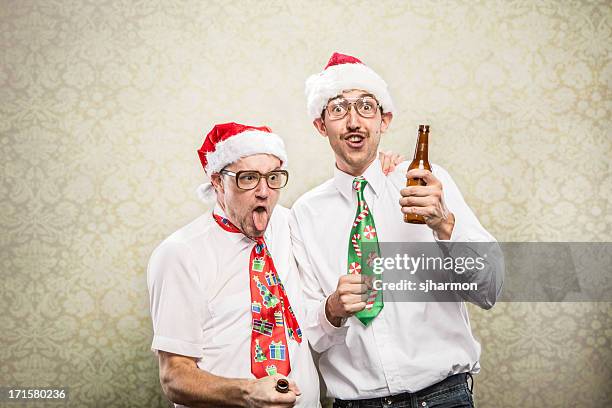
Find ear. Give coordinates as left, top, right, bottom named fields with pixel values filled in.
left=380, top=112, right=393, bottom=134
left=210, top=173, right=224, bottom=194
left=312, top=118, right=328, bottom=138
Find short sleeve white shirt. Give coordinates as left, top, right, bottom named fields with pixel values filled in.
left=147, top=205, right=320, bottom=407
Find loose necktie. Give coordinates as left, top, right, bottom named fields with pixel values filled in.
left=213, top=213, right=302, bottom=378
left=348, top=177, right=383, bottom=325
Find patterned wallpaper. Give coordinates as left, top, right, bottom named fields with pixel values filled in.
left=1, top=1, right=610, bottom=407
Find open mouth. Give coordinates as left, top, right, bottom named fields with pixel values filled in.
left=344, top=133, right=366, bottom=148
left=252, top=206, right=269, bottom=231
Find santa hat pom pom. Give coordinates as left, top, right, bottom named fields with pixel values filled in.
left=196, top=182, right=217, bottom=203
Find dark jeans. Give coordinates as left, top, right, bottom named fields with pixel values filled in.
left=333, top=373, right=474, bottom=408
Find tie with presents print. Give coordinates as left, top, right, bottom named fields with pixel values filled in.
left=348, top=176, right=383, bottom=325
left=212, top=213, right=302, bottom=378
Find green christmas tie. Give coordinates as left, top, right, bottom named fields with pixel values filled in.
left=348, top=176, right=383, bottom=325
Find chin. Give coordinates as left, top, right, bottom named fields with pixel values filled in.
left=346, top=155, right=371, bottom=168
left=245, top=225, right=266, bottom=238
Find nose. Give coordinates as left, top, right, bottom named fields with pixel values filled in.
left=346, top=105, right=361, bottom=130
left=254, top=177, right=270, bottom=199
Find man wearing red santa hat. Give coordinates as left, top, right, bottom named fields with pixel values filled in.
left=291, top=53, right=503, bottom=407
left=147, top=122, right=320, bottom=407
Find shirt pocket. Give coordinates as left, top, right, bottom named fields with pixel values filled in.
left=208, top=290, right=252, bottom=346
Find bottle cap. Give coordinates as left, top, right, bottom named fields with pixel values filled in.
left=275, top=378, right=289, bottom=393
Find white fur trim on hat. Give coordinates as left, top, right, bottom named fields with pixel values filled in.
left=305, top=62, right=395, bottom=120
left=204, top=130, right=288, bottom=174
left=196, top=182, right=216, bottom=202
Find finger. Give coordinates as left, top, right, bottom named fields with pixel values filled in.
left=340, top=293, right=368, bottom=306
left=400, top=195, right=436, bottom=208
left=270, top=393, right=298, bottom=407
left=378, top=150, right=386, bottom=164
left=394, top=154, right=406, bottom=165
left=380, top=153, right=391, bottom=174
left=406, top=168, right=440, bottom=186
left=401, top=205, right=427, bottom=215
left=343, top=283, right=369, bottom=295
left=403, top=206, right=439, bottom=222
left=339, top=274, right=366, bottom=285
left=264, top=393, right=297, bottom=407
left=288, top=380, right=301, bottom=396
left=348, top=301, right=367, bottom=313
left=339, top=299, right=367, bottom=314
left=400, top=185, right=439, bottom=198
left=422, top=206, right=440, bottom=221
left=269, top=384, right=298, bottom=401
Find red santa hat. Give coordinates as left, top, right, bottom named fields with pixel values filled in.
left=196, top=122, right=288, bottom=201
left=305, top=52, right=395, bottom=120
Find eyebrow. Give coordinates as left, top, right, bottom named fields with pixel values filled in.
left=233, top=167, right=283, bottom=173
left=329, top=92, right=375, bottom=102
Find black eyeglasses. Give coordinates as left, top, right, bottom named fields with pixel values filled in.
left=220, top=169, right=289, bottom=190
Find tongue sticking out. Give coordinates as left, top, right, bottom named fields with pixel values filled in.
left=252, top=207, right=269, bottom=232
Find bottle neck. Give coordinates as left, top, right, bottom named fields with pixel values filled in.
left=414, top=131, right=429, bottom=161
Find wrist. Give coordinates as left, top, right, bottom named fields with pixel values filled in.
left=241, top=379, right=256, bottom=407
left=434, top=212, right=455, bottom=240
left=325, top=293, right=343, bottom=327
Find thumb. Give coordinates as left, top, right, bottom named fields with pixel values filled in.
left=288, top=379, right=301, bottom=396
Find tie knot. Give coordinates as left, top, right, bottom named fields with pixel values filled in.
left=352, top=176, right=368, bottom=192
left=254, top=238, right=266, bottom=254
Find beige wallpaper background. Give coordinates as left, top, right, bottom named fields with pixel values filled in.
left=1, top=1, right=610, bottom=407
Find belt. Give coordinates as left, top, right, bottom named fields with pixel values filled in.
left=334, top=372, right=473, bottom=407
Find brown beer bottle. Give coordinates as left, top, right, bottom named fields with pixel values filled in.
left=404, top=125, right=431, bottom=224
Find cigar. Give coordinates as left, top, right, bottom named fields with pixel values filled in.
left=275, top=378, right=289, bottom=393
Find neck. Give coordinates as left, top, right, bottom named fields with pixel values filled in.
left=336, top=157, right=375, bottom=177
left=216, top=198, right=227, bottom=215
left=216, top=199, right=238, bottom=228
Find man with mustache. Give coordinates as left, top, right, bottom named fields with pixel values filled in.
left=147, top=122, right=320, bottom=407
left=290, top=53, right=503, bottom=407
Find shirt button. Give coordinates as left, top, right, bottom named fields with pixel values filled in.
left=384, top=397, right=393, bottom=405
left=422, top=402, right=427, bottom=407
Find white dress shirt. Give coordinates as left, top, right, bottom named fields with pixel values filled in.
left=290, top=159, right=503, bottom=400
left=147, top=205, right=320, bottom=407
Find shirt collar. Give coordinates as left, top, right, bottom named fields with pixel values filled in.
left=212, top=203, right=272, bottom=247
left=333, top=157, right=385, bottom=202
